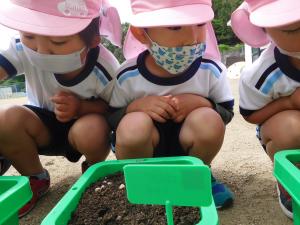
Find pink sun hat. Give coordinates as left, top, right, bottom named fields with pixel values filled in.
left=130, top=0, right=214, bottom=28
left=231, top=0, right=300, bottom=48
left=0, top=0, right=102, bottom=36
left=248, top=0, right=300, bottom=28
left=124, top=0, right=221, bottom=60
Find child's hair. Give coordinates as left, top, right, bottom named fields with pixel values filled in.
left=79, top=17, right=100, bottom=47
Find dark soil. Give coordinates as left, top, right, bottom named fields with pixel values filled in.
left=69, top=172, right=200, bottom=225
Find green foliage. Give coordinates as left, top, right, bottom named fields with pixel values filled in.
left=212, top=0, right=243, bottom=45
left=219, top=43, right=243, bottom=53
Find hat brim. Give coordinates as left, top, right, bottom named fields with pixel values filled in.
left=130, top=4, right=214, bottom=27
left=0, top=1, right=93, bottom=36
left=250, top=0, right=300, bottom=28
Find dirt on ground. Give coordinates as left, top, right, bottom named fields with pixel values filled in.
left=3, top=79, right=293, bottom=225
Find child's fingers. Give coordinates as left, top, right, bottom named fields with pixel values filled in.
left=50, top=95, right=68, bottom=104
left=55, top=111, right=71, bottom=123
left=163, top=104, right=176, bottom=118
left=170, top=97, right=179, bottom=110
left=163, top=95, right=173, bottom=99
left=173, top=114, right=184, bottom=123
left=154, top=106, right=170, bottom=120
left=56, top=116, right=71, bottom=123
left=149, top=111, right=166, bottom=123
left=55, top=104, right=69, bottom=112
left=169, top=98, right=179, bottom=111
left=158, top=101, right=177, bottom=116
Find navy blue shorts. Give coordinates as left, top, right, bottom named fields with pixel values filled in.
left=111, top=120, right=187, bottom=157
left=25, top=105, right=82, bottom=162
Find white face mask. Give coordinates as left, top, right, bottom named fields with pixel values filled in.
left=23, top=44, right=86, bottom=74
left=277, top=47, right=300, bottom=60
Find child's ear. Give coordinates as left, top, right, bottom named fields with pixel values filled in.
left=130, top=26, right=150, bottom=45
left=89, top=35, right=101, bottom=48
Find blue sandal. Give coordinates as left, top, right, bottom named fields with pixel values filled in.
left=211, top=175, right=234, bottom=209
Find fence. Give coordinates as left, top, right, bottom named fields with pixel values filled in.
left=0, top=86, right=26, bottom=99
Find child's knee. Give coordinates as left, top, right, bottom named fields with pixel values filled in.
left=0, top=106, right=28, bottom=133
left=0, top=106, right=49, bottom=144
left=69, top=114, right=109, bottom=150
left=116, top=112, right=155, bottom=146
left=262, top=111, right=300, bottom=146
left=117, top=112, right=153, bottom=136
left=186, top=108, right=225, bottom=135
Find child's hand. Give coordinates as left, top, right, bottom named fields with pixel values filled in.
left=127, top=95, right=177, bottom=123
left=50, top=91, right=82, bottom=123
left=171, top=94, right=211, bottom=123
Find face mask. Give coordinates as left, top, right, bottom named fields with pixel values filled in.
left=23, top=44, right=86, bottom=74
left=277, top=47, right=300, bottom=60
left=145, top=32, right=206, bottom=74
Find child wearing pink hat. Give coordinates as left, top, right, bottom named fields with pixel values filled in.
left=0, top=0, right=121, bottom=217
left=231, top=0, right=300, bottom=219
left=109, top=0, right=234, bottom=209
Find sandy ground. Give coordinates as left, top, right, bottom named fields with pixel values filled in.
left=2, top=79, right=293, bottom=225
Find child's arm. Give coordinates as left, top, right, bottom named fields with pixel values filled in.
left=170, top=94, right=234, bottom=124
left=108, top=96, right=177, bottom=130
left=244, top=89, right=300, bottom=124
left=0, top=36, right=25, bottom=81
left=51, top=91, right=108, bottom=123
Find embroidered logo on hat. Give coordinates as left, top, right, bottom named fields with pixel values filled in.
left=57, top=0, right=89, bottom=17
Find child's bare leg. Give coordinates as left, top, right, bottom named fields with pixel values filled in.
left=0, top=106, right=50, bottom=175
left=68, top=114, right=110, bottom=164
left=261, top=110, right=300, bottom=218
left=115, top=112, right=159, bottom=159
left=179, top=107, right=225, bottom=165
left=261, top=110, right=300, bottom=161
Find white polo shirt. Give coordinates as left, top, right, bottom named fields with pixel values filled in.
left=239, top=44, right=300, bottom=116
left=0, top=36, right=119, bottom=111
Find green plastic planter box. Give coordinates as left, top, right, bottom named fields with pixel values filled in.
left=274, top=150, right=300, bottom=224
left=42, top=156, right=219, bottom=225
left=0, top=176, right=32, bottom=225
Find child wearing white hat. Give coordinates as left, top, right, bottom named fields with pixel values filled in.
left=231, top=0, right=300, bottom=219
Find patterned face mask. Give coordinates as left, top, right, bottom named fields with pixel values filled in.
left=145, top=32, right=206, bottom=74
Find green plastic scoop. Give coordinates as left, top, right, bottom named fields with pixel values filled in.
left=123, top=164, right=211, bottom=225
